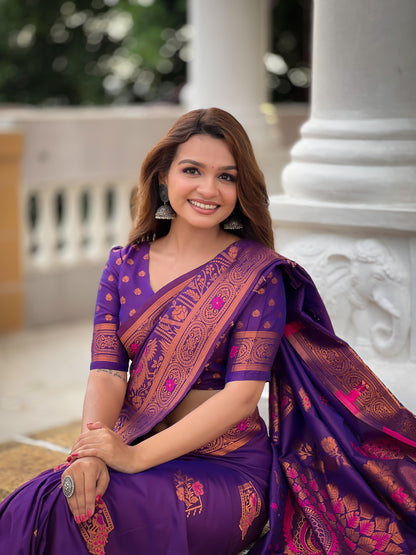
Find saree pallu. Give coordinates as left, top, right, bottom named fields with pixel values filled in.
left=251, top=261, right=416, bottom=555
left=1, top=239, right=416, bottom=554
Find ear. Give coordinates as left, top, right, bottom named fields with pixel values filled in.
left=158, top=172, right=167, bottom=185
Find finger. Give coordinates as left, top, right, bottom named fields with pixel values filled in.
left=95, top=467, right=110, bottom=507
left=87, top=421, right=104, bottom=430
left=83, top=465, right=98, bottom=521
left=70, top=431, right=102, bottom=458
left=62, top=470, right=82, bottom=524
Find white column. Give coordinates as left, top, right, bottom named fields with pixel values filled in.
left=271, top=0, right=416, bottom=411
left=186, top=0, right=282, bottom=193
left=281, top=0, right=416, bottom=205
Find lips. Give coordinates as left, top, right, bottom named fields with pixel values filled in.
left=189, top=200, right=219, bottom=210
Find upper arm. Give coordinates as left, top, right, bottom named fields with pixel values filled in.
left=225, top=266, right=286, bottom=384
left=90, top=248, right=130, bottom=373
left=224, top=379, right=266, bottom=408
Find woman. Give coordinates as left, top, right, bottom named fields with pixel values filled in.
left=1, top=108, right=416, bottom=554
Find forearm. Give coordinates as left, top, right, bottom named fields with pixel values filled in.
left=132, top=380, right=264, bottom=472
left=81, top=369, right=127, bottom=432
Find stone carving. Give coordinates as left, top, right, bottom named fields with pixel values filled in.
left=282, top=237, right=410, bottom=360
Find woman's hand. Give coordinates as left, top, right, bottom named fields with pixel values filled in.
left=62, top=456, right=109, bottom=523
left=69, top=422, right=138, bottom=474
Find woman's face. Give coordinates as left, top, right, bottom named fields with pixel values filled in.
left=161, top=134, right=238, bottom=231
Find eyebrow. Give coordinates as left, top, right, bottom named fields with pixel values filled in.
left=177, top=159, right=237, bottom=171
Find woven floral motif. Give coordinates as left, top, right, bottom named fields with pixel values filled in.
left=174, top=471, right=205, bottom=518
left=78, top=499, right=114, bottom=555
left=238, top=481, right=261, bottom=540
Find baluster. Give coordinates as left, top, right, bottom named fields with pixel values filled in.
left=86, top=182, right=108, bottom=260
left=23, top=187, right=37, bottom=271
left=62, top=183, right=83, bottom=262
left=112, top=180, right=134, bottom=246
left=33, top=186, right=57, bottom=268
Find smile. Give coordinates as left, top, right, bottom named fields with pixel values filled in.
left=189, top=200, right=219, bottom=210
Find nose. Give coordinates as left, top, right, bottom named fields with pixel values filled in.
left=196, top=175, right=217, bottom=197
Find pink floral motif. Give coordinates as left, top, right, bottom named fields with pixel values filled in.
left=229, top=345, right=238, bottom=358
left=237, top=420, right=248, bottom=431
left=392, top=487, right=409, bottom=505
left=286, top=468, right=298, bottom=479
left=211, top=296, right=224, bottom=310
left=165, top=378, right=175, bottom=392
left=270, top=502, right=278, bottom=510
left=130, top=342, right=140, bottom=353
left=192, top=481, right=204, bottom=496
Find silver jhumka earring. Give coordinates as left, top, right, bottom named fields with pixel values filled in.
left=222, top=212, right=243, bottom=230
left=155, top=184, right=176, bottom=220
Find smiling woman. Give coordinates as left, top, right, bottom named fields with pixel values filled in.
left=1, top=108, right=416, bottom=555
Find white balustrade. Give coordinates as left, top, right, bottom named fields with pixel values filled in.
left=24, top=179, right=135, bottom=272
left=62, top=182, right=84, bottom=263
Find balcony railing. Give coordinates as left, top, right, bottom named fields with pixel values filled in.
left=25, top=178, right=133, bottom=271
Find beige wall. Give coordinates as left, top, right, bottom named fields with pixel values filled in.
left=0, top=132, right=24, bottom=332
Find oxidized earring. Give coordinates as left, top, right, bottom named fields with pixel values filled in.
left=155, top=184, right=176, bottom=220
left=223, top=212, right=243, bottom=230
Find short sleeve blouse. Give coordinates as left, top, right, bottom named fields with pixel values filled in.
left=90, top=243, right=286, bottom=387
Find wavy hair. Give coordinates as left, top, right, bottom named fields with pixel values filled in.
left=128, top=107, right=274, bottom=249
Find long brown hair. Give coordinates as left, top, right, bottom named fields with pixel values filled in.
left=128, top=107, right=274, bottom=249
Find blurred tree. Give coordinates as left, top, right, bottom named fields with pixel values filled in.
left=0, top=0, right=310, bottom=106
left=0, top=0, right=187, bottom=105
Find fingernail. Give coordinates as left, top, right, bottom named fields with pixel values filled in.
left=96, top=494, right=102, bottom=503
left=75, top=515, right=81, bottom=524
left=81, top=514, right=87, bottom=522
left=66, top=456, right=72, bottom=462
left=87, top=509, right=93, bottom=518
left=87, top=422, right=93, bottom=425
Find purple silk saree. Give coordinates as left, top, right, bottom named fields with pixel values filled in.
left=1, top=240, right=416, bottom=554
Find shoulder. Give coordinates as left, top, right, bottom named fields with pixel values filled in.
left=109, top=242, right=148, bottom=262
left=105, top=242, right=149, bottom=275
left=235, top=239, right=297, bottom=270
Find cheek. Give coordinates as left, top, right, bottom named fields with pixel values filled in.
left=224, top=187, right=238, bottom=206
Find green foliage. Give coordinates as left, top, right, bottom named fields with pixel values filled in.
left=0, top=0, right=309, bottom=106
left=0, top=0, right=187, bottom=105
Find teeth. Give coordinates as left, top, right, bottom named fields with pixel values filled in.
left=190, top=200, right=218, bottom=210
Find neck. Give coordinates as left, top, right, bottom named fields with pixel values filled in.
left=159, top=221, right=235, bottom=258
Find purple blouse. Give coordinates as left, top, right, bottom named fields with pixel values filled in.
left=90, top=242, right=286, bottom=389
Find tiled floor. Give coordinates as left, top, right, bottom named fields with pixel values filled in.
left=0, top=319, right=91, bottom=443
left=0, top=320, right=91, bottom=499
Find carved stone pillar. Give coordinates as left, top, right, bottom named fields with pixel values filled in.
left=186, top=0, right=282, bottom=193
left=271, top=0, right=416, bottom=410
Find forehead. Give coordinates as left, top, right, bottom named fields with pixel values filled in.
left=173, top=134, right=236, bottom=167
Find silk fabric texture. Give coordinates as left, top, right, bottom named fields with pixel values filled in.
left=1, top=239, right=416, bottom=554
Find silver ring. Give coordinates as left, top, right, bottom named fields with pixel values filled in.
left=62, top=475, right=75, bottom=499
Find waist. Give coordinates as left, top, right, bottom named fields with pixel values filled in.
left=192, top=407, right=267, bottom=457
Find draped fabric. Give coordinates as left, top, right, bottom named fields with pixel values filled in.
left=1, top=240, right=416, bottom=554
left=250, top=259, right=416, bottom=554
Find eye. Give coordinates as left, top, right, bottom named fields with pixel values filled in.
left=182, top=166, right=200, bottom=175
left=219, top=173, right=237, bottom=182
